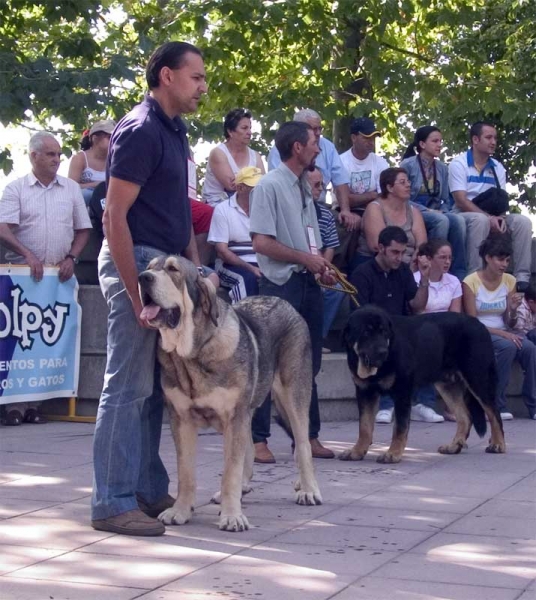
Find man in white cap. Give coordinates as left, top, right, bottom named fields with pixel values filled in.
left=208, top=165, right=263, bottom=301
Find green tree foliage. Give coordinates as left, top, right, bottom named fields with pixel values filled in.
left=1, top=0, right=534, bottom=206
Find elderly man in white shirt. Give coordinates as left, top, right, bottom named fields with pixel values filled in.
left=0, top=131, right=91, bottom=426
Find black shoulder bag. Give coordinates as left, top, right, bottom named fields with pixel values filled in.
left=471, top=163, right=509, bottom=216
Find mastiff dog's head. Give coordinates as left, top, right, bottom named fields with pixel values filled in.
left=138, top=256, right=219, bottom=354
left=344, top=306, right=393, bottom=379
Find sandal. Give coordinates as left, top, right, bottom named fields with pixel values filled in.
left=1, top=409, right=23, bottom=426
left=23, top=408, right=48, bottom=424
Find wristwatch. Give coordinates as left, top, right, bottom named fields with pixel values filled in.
left=66, top=254, right=79, bottom=265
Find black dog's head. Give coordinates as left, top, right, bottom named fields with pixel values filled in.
left=343, top=306, right=393, bottom=379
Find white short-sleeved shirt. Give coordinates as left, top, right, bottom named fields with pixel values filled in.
left=414, top=271, right=462, bottom=313
left=0, top=173, right=91, bottom=265
left=448, top=150, right=507, bottom=202
left=339, top=150, right=389, bottom=196
left=207, top=195, right=256, bottom=263
left=463, top=271, right=516, bottom=330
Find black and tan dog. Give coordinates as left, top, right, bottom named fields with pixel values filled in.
left=138, top=256, right=322, bottom=532
left=342, top=306, right=505, bottom=464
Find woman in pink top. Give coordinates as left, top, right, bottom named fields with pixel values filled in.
left=412, top=239, right=462, bottom=422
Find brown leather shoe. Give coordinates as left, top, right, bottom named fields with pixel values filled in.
left=254, top=441, right=276, bottom=464
left=91, top=508, right=165, bottom=536
left=137, top=493, right=176, bottom=518
left=310, top=438, right=335, bottom=459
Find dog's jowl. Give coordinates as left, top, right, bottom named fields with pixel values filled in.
left=138, top=256, right=322, bottom=532
left=342, top=306, right=505, bottom=464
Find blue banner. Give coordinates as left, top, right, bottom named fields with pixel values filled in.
left=0, top=266, right=81, bottom=404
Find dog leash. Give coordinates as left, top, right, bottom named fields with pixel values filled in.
left=317, top=265, right=360, bottom=308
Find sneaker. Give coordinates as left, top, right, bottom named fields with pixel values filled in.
left=532, top=414, right=536, bottom=420
left=137, top=493, right=175, bottom=518
left=254, top=441, right=276, bottom=464
left=411, top=404, right=445, bottom=423
left=375, top=408, right=393, bottom=424
left=309, top=438, right=335, bottom=459
left=322, top=347, right=331, bottom=354
left=92, top=508, right=165, bottom=536
left=500, top=412, right=514, bottom=421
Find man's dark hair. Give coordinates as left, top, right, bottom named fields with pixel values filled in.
left=223, top=108, right=252, bottom=139
left=146, top=42, right=203, bottom=89
left=478, top=232, right=512, bottom=263
left=378, top=226, right=408, bottom=247
left=470, top=121, right=496, bottom=142
left=275, top=121, right=311, bottom=161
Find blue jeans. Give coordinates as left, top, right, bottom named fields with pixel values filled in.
left=91, top=242, right=170, bottom=520
left=322, top=284, right=344, bottom=339
left=411, top=202, right=467, bottom=281
left=414, top=385, right=437, bottom=409
left=256, top=272, right=324, bottom=439
left=491, top=333, right=536, bottom=417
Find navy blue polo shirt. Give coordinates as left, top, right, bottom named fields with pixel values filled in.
left=106, top=95, right=192, bottom=254
left=350, top=258, right=417, bottom=315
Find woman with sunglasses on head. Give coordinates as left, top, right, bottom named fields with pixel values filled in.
left=401, top=126, right=467, bottom=281
left=202, top=108, right=265, bottom=206
left=68, top=120, right=115, bottom=205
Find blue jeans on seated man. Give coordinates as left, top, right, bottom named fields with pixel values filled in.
left=254, top=272, right=324, bottom=440
left=411, top=200, right=467, bottom=281
left=91, top=242, right=170, bottom=521
left=322, top=284, right=344, bottom=339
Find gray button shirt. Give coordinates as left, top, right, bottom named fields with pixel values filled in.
left=249, top=162, right=322, bottom=285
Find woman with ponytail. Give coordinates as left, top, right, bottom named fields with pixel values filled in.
left=400, top=126, right=467, bottom=280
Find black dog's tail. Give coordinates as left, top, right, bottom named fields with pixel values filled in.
left=466, top=393, right=487, bottom=437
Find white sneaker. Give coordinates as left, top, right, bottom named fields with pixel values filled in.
left=532, top=414, right=536, bottom=420
left=500, top=412, right=514, bottom=421
left=411, top=404, right=444, bottom=423
left=376, top=408, right=394, bottom=424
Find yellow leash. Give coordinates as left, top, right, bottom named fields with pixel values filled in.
left=317, top=266, right=360, bottom=309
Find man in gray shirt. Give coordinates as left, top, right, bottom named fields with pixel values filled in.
left=250, top=121, right=336, bottom=459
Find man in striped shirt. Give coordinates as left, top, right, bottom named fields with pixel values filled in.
left=308, top=167, right=343, bottom=351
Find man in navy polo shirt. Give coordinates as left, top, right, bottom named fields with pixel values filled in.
left=449, top=122, right=532, bottom=287
left=91, top=42, right=207, bottom=536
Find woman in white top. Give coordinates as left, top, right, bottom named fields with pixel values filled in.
left=463, top=234, right=536, bottom=420
left=68, top=120, right=115, bottom=204
left=413, top=239, right=462, bottom=422
left=202, top=108, right=265, bottom=206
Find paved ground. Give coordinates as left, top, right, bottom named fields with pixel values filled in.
left=0, top=417, right=535, bottom=600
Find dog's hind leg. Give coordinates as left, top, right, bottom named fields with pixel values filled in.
left=463, top=374, right=506, bottom=454
left=339, top=391, right=378, bottom=461
left=435, top=381, right=471, bottom=455
left=273, top=378, right=322, bottom=506
left=219, top=408, right=251, bottom=531
left=158, top=411, right=198, bottom=525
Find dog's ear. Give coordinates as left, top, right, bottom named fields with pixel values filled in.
left=197, top=277, right=219, bottom=326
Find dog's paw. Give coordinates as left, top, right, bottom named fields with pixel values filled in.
left=485, top=443, right=506, bottom=454
left=338, top=448, right=366, bottom=461
left=218, top=513, right=250, bottom=532
left=296, top=489, right=323, bottom=506
left=158, top=505, right=193, bottom=526
left=210, top=491, right=222, bottom=505
left=438, top=441, right=464, bottom=455
left=377, top=452, right=402, bottom=464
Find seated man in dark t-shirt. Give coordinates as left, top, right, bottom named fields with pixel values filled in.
left=349, top=226, right=431, bottom=423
